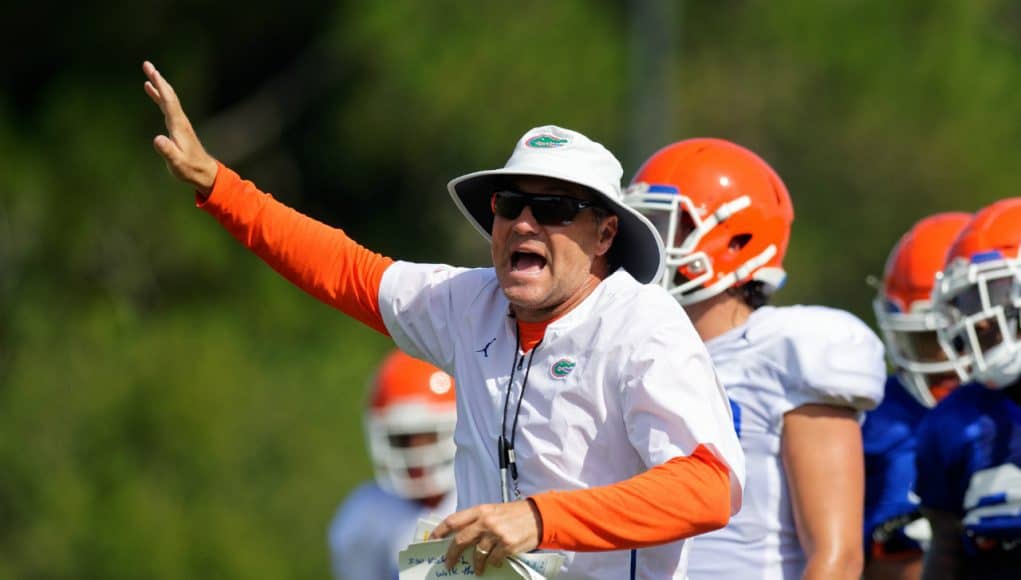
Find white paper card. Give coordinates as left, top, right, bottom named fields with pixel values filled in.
left=399, top=521, right=563, bottom=579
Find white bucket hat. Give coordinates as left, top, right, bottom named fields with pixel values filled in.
left=448, top=125, right=665, bottom=284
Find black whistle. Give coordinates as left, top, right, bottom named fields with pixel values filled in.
left=498, top=435, right=508, bottom=469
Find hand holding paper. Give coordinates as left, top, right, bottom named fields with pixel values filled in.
left=429, top=500, right=543, bottom=574
left=402, top=517, right=561, bottom=579
left=398, top=537, right=562, bottom=579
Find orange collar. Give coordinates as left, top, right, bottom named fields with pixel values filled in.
left=516, top=314, right=564, bottom=352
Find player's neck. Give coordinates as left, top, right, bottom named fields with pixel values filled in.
left=683, top=291, right=753, bottom=342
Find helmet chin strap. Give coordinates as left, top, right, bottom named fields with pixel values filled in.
left=676, top=244, right=778, bottom=306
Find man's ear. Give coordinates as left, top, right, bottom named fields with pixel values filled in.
left=596, top=214, right=618, bottom=256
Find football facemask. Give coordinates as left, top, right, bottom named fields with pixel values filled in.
left=935, top=258, right=1021, bottom=389
left=365, top=403, right=457, bottom=499
left=873, top=298, right=962, bottom=406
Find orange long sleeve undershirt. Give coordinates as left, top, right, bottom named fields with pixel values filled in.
left=530, top=445, right=732, bottom=551
left=199, top=163, right=733, bottom=551
left=198, top=163, right=392, bottom=335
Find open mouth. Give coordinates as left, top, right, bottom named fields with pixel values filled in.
left=511, top=250, right=547, bottom=273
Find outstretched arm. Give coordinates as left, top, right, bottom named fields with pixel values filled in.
left=142, top=61, right=392, bottom=334
left=143, top=61, right=218, bottom=195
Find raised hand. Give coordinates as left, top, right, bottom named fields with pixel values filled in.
left=142, top=61, right=218, bottom=195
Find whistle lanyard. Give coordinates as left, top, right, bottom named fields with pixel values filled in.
left=498, top=324, right=543, bottom=503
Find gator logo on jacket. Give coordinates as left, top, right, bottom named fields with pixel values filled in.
left=550, top=358, right=577, bottom=379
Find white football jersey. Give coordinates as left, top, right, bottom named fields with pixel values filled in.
left=328, top=482, right=456, bottom=580
left=686, top=305, right=885, bottom=580
left=378, top=263, right=745, bottom=580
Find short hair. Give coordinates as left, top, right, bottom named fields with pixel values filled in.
left=736, top=281, right=771, bottom=310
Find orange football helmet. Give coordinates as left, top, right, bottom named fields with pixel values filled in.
left=933, top=198, right=1021, bottom=388
left=873, top=212, right=971, bottom=407
left=365, top=350, right=456, bottom=500
left=624, top=138, right=794, bottom=305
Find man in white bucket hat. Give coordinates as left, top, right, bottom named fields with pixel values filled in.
left=143, top=60, right=743, bottom=579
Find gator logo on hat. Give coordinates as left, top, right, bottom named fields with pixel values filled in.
left=550, top=358, right=577, bottom=379
left=526, top=134, right=570, bottom=148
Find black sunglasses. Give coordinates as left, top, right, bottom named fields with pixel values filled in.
left=490, top=190, right=605, bottom=226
